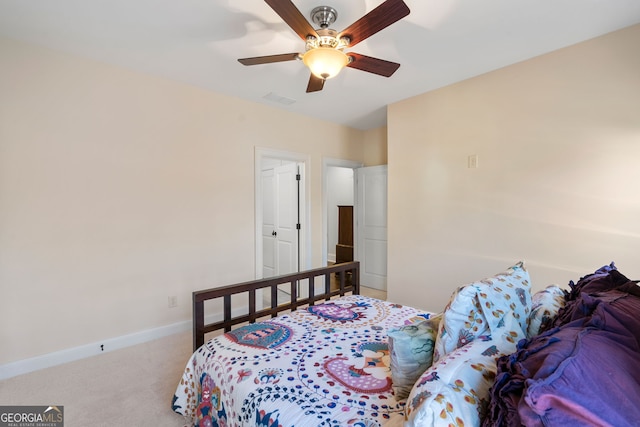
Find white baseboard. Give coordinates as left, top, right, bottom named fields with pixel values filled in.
left=0, top=306, right=249, bottom=381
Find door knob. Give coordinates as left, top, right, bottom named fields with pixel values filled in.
left=272, top=231, right=277, bottom=236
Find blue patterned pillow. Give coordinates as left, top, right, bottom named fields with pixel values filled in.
left=433, top=261, right=531, bottom=362
left=527, top=285, right=566, bottom=338
left=388, top=314, right=441, bottom=399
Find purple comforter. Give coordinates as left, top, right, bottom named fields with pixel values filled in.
left=484, top=265, right=640, bottom=427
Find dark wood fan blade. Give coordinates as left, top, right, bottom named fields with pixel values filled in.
left=338, top=0, right=410, bottom=47
left=306, top=74, right=325, bottom=92
left=265, top=0, right=318, bottom=40
left=346, top=53, right=400, bottom=77
left=238, top=53, right=300, bottom=66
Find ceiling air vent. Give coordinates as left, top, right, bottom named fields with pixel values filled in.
left=263, top=92, right=296, bottom=105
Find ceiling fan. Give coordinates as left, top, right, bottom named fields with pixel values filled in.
left=238, top=0, right=410, bottom=93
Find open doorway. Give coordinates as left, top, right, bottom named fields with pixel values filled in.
left=322, top=158, right=362, bottom=267
left=325, top=167, right=355, bottom=264
left=322, top=159, right=388, bottom=291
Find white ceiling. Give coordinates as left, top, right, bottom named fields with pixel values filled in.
left=1, top=0, right=639, bottom=130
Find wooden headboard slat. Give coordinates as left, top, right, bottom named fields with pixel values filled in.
left=192, top=261, right=360, bottom=351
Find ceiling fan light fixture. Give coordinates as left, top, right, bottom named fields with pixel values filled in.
left=302, top=47, right=349, bottom=80
left=238, top=0, right=411, bottom=92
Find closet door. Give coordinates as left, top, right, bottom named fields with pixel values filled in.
left=261, top=168, right=277, bottom=278
left=273, top=162, right=299, bottom=278
left=262, top=162, right=300, bottom=280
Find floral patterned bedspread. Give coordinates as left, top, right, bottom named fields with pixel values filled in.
left=172, top=295, right=428, bottom=427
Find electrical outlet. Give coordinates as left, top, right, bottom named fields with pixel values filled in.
left=168, top=296, right=178, bottom=308
left=468, top=154, right=479, bottom=169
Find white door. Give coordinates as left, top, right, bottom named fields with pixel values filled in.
left=355, top=165, right=388, bottom=290
left=262, top=162, right=300, bottom=279
left=262, top=168, right=276, bottom=278
left=274, top=162, right=299, bottom=277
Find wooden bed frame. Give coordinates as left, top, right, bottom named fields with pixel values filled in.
left=192, top=261, right=360, bottom=351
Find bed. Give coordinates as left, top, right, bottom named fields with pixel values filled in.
left=172, top=260, right=640, bottom=427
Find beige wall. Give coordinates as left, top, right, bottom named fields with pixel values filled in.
left=388, top=24, right=640, bottom=312
left=0, top=37, right=368, bottom=364
left=362, top=126, right=388, bottom=166
left=7, top=21, right=638, bottom=364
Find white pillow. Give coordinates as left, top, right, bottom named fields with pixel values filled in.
left=405, top=312, right=525, bottom=427
left=433, top=261, right=531, bottom=362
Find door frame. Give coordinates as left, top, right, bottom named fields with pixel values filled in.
left=321, top=157, right=363, bottom=267
left=255, top=147, right=311, bottom=279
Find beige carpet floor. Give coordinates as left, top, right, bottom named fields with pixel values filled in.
left=0, top=330, right=193, bottom=427
left=0, top=287, right=386, bottom=427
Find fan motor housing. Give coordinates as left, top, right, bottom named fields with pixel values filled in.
left=310, top=6, right=338, bottom=28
